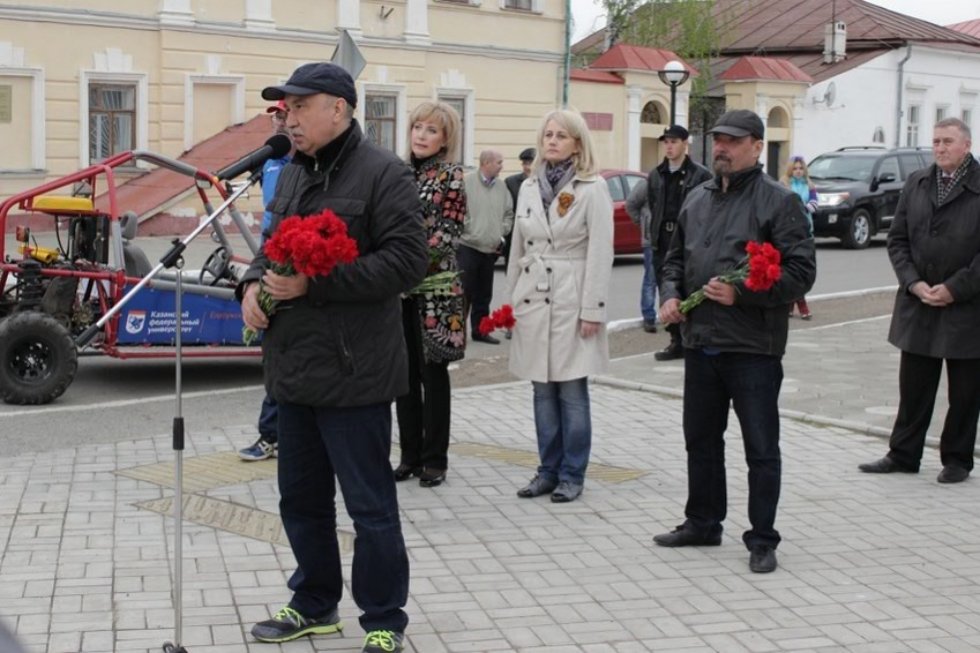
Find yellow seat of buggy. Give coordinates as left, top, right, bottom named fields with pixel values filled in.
left=32, top=196, right=95, bottom=214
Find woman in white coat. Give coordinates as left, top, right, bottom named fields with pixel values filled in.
left=507, top=109, right=614, bottom=503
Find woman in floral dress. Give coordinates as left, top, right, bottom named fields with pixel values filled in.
left=394, top=101, right=467, bottom=488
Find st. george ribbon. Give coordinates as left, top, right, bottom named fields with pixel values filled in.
left=215, top=133, right=292, bottom=180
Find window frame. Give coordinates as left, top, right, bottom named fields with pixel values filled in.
left=435, top=88, right=475, bottom=166
left=358, top=82, right=407, bottom=157
left=79, top=70, right=148, bottom=168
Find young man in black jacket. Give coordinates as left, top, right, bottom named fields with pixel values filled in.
left=653, top=110, right=816, bottom=574
left=239, top=62, right=427, bottom=653
left=649, top=125, right=712, bottom=359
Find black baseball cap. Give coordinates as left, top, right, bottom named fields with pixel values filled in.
left=708, top=109, right=765, bottom=140
left=262, top=62, right=358, bottom=108
left=659, top=125, right=690, bottom=141
left=519, top=147, right=536, bottom=162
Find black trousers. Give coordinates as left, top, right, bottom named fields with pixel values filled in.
left=395, top=297, right=452, bottom=470
left=457, top=244, right=497, bottom=335
left=888, top=351, right=980, bottom=471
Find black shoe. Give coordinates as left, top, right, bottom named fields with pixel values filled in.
left=643, top=321, right=658, bottom=333
left=857, top=456, right=916, bottom=474
left=393, top=464, right=421, bottom=482
left=362, top=630, right=404, bottom=652
left=652, top=525, right=722, bottom=547
left=419, top=467, right=446, bottom=487
left=654, top=341, right=683, bottom=361
left=251, top=606, right=342, bottom=643
left=517, top=474, right=558, bottom=498
left=749, top=546, right=777, bottom=573
left=550, top=480, right=583, bottom=503
left=937, top=465, right=970, bottom=484
left=472, top=333, right=501, bottom=345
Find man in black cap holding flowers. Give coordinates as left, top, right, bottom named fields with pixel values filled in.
left=653, top=109, right=816, bottom=574
left=238, top=62, right=427, bottom=652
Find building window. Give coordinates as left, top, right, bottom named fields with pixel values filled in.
left=905, top=104, right=920, bottom=147
left=439, top=96, right=466, bottom=143
left=503, top=0, right=533, bottom=9
left=640, top=101, right=662, bottom=124
left=963, top=108, right=973, bottom=129
left=364, top=93, right=397, bottom=152
left=936, top=106, right=948, bottom=123
left=89, top=83, right=136, bottom=161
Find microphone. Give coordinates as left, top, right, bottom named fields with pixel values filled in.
left=215, top=134, right=292, bottom=180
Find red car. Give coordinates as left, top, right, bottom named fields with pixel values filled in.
left=601, top=169, right=647, bottom=255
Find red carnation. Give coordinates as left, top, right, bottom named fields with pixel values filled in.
left=243, top=209, right=359, bottom=345
left=478, top=304, right=517, bottom=336
left=680, top=240, right=783, bottom=313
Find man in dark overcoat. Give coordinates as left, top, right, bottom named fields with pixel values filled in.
left=859, top=117, right=980, bottom=484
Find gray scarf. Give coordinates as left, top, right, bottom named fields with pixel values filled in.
left=537, top=159, right=576, bottom=210
left=937, top=156, right=972, bottom=205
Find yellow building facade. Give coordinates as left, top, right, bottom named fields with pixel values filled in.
left=0, top=0, right=567, bottom=204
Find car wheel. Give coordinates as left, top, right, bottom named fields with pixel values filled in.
left=842, top=208, right=872, bottom=249
left=0, top=312, right=79, bottom=405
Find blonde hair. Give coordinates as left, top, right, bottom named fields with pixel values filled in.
left=780, top=155, right=813, bottom=188
left=406, top=101, right=461, bottom=163
left=534, top=108, right=599, bottom=176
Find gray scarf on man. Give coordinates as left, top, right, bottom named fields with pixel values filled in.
left=937, top=155, right=972, bottom=205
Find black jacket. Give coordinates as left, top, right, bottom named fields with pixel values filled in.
left=887, top=158, right=980, bottom=359
left=648, top=155, right=712, bottom=251
left=238, top=121, right=428, bottom=407
left=660, top=165, right=816, bottom=357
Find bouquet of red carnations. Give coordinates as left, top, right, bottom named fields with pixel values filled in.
left=679, top=240, right=782, bottom=314
left=243, top=209, right=359, bottom=345
left=478, top=304, right=516, bottom=336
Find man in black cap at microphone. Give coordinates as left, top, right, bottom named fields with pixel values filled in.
left=238, top=62, right=427, bottom=652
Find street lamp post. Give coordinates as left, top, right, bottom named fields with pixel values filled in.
left=657, top=60, right=690, bottom=126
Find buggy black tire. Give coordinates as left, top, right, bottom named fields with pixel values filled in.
left=0, top=312, right=78, bottom=405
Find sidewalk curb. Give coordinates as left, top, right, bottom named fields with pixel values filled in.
left=592, top=375, right=893, bottom=440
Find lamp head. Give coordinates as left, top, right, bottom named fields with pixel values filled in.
left=658, top=60, right=690, bottom=87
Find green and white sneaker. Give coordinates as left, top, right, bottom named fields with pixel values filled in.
left=250, top=606, right=342, bottom=643
left=361, top=629, right=404, bottom=652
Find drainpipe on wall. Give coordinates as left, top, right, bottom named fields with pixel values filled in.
left=895, top=42, right=912, bottom=148
left=562, top=0, right=571, bottom=107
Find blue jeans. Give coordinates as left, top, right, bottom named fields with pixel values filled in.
left=641, top=244, right=658, bottom=324
left=258, top=394, right=278, bottom=441
left=682, top=351, right=783, bottom=550
left=277, top=401, right=409, bottom=633
left=532, top=378, right=592, bottom=485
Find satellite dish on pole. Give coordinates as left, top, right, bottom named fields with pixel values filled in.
left=332, top=29, right=366, bottom=80
left=813, top=81, right=836, bottom=107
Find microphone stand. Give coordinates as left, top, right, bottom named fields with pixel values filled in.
left=73, top=170, right=262, bottom=653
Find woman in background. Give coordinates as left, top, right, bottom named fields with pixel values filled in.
left=780, top=155, right=818, bottom=320
left=394, top=101, right=467, bottom=488
left=507, top=109, right=614, bottom=503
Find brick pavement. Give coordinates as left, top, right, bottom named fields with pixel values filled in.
left=1, top=316, right=978, bottom=652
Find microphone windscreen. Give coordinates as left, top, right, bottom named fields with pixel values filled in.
left=266, top=134, right=292, bottom=158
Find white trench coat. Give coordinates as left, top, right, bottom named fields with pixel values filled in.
left=506, top=171, right=614, bottom=382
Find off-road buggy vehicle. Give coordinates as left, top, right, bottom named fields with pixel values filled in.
left=0, top=149, right=262, bottom=405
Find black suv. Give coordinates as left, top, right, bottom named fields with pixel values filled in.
left=808, top=146, right=934, bottom=248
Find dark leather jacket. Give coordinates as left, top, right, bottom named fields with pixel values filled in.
left=660, top=164, right=817, bottom=357
left=648, top=155, right=712, bottom=251
left=238, top=121, right=428, bottom=407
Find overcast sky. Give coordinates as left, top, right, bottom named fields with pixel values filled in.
left=571, top=0, right=980, bottom=41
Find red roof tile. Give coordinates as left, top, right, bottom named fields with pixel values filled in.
left=948, top=19, right=980, bottom=39
left=570, top=68, right=624, bottom=84
left=589, top=44, right=697, bottom=76
left=93, top=114, right=273, bottom=219
left=718, top=56, right=813, bottom=83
